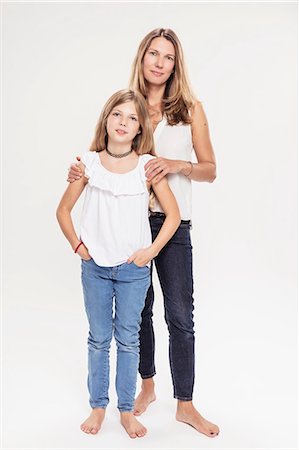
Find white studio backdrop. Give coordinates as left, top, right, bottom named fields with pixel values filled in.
left=2, top=2, right=297, bottom=449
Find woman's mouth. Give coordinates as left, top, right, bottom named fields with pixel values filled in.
left=151, top=70, right=164, bottom=77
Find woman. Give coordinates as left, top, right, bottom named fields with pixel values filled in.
left=68, top=28, right=219, bottom=438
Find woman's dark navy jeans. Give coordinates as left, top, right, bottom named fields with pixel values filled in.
left=138, top=214, right=195, bottom=401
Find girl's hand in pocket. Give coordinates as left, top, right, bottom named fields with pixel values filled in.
left=127, top=247, right=156, bottom=267
left=77, top=243, right=91, bottom=261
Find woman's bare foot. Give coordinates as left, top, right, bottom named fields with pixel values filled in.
left=176, top=401, right=219, bottom=437
left=120, top=411, right=147, bottom=438
left=134, top=378, right=156, bottom=416
left=80, top=407, right=106, bottom=434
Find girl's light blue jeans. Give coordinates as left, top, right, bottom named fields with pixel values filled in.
left=81, top=258, right=151, bottom=412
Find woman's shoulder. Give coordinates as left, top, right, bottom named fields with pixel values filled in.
left=189, top=100, right=210, bottom=134
left=189, top=100, right=204, bottom=118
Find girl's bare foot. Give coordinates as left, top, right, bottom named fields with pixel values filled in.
left=176, top=401, right=219, bottom=438
left=80, top=407, right=106, bottom=434
left=120, top=411, right=147, bottom=438
left=134, top=378, right=156, bottom=416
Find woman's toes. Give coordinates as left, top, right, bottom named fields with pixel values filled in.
left=209, top=427, right=219, bottom=437
left=90, top=427, right=98, bottom=434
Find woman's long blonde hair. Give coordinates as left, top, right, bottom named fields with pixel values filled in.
left=129, top=28, right=197, bottom=125
left=90, top=89, right=155, bottom=155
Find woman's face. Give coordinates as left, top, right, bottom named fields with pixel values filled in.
left=142, top=37, right=176, bottom=87
left=106, top=101, right=140, bottom=146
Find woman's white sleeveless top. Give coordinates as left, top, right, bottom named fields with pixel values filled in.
left=152, top=118, right=194, bottom=220
left=80, top=151, right=155, bottom=267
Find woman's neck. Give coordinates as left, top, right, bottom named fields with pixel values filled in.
left=146, top=83, right=165, bottom=109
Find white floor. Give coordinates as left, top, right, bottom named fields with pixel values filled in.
left=2, top=266, right=298, bottom=450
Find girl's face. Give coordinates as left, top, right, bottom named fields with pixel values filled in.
left=142, top=37, right=176, bottom=87
left=106, top=101, right=140, bottom=146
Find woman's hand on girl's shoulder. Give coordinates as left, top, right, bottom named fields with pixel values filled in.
left=144, top=157, right=183, bottom=183
left=67, top=156, right=83, bottom=182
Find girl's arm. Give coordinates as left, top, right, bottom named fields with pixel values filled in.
left=127, top=178, right=180, bottom=267
left=144, top=101, right=216, bottom=183
left=56, top=163, right=90, bottom=260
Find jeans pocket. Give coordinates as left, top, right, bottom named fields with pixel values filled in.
left=132, top=262, right=150, bottom=271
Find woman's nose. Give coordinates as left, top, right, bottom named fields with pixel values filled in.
left=155, top=58, right=163, bottom=69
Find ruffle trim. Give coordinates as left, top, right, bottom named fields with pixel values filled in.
left=82, top=151, right=155, bottom=196
left=88, top=169, right=146, bottom=196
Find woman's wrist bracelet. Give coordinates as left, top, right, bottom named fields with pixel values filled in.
left=184, top=161, right=193, bottom=177
left=74, top=241, right=83, bottom=253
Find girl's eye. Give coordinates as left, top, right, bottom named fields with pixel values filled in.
left=112, top=112, right=120, bottom=117
left=167, top=56, right=174, bottom=61
left=149, top=51, right=157, bottom=56
left=131, top=117, right=138, bottom=121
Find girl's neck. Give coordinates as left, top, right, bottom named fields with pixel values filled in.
left=106, top=141, right=132, bottom=156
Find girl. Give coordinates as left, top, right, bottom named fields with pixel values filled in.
left=68, top=28, right=219, bottom=438
left=56, top=89, right=180, bottom=438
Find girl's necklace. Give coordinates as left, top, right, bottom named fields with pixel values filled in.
left=106, top=147, right=133, bottom=158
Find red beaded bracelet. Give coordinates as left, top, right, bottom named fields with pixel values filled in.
left=74, top=241, right=83, bottom=253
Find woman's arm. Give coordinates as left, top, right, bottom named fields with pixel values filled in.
left=144, top=101, right=216, bottom=183
left=181, top=100, right=216, bottom=182
left=56, top=163, right=90, bottom=260
left=127, top=178, right=180, bottom=267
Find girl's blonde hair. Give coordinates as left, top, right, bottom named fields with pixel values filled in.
left=90, top=89, right=155, bottom=155
left=129, top=28, right=197, bottom=125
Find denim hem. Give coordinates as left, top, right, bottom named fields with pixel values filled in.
left=174, top=395, right=193, bottom=401
left=90, top=404, right=108, bottom=409
left=118, top=408, right=134, bottom=412
left=140, top=372, right=156, bottom=379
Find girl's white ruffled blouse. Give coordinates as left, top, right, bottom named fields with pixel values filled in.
left=80, top=151, right=155, bottom=267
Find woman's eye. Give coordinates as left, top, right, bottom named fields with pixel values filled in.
left=131, top=117, right=138, bottom=121
left=112, top=112, right=120, bottom=116
left=149, top=51, right=157, bottom=56
left=167, top=56, right=174, bottom=61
